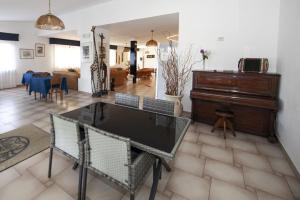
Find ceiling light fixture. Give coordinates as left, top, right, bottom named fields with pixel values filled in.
left=146, top=30, right=158, bottom=47
left=35, top=0, right=65, bottom=30
left=166, top=34, right=178, bottom=42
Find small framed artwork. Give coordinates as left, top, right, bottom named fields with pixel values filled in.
left=35, top=43, right=45, bottom=57
left=81, top=42, right=92, bottom=63
left=146, top=54, right=155, bottom=58
left=20, top=49, right=34, bottom=59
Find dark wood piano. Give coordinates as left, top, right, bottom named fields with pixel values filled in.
left=190, top=70, right=280, bottom=142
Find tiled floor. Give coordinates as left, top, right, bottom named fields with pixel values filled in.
left=1, top=84, right=300, bottom=200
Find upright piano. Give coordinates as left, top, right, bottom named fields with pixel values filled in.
left=190, top=70, right=280, bottom=142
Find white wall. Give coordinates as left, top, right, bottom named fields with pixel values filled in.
left=78, top=27, right=110, bottom=93
left=276, top=0, right=300, bottom=172
left=60, top=0, right=280, bottom=111
left=0, top=21, right=53, bottom=83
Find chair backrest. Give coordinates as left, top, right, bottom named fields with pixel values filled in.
left=51, top=74, right=61, bottom=86
left=143, top=97, right=175, bottom=116
left=115, top=93, right=139, bottom=108
left=50, top=113, right=80, bottom=159
left=84, top=125, right=131, bottom=187
left=33, top=72, right=51, bottom=77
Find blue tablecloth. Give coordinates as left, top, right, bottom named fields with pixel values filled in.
left=21, top=72, right=33, bottom=85
left=29, top=76, right=68, bottom=96
left=29, top=77, right=52, bottom=96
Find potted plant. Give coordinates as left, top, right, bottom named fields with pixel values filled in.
left=158, top=41, right=197, bottom=116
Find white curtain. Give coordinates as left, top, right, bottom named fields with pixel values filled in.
left=54, top=44, right=80, bottom=69
left=0, top=41, right=17, bottom=89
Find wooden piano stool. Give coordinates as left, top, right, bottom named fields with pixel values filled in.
left=211, top=110, right=236, bottom=139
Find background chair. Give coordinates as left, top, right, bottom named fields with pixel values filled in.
left=49, top=113, right=83, bottom=200
left=115, top=93, right=139, bottom=108
left=143, top=97, right=175, bottom=115
left=81, top=125, right=155, bottom=200
left=50, top=74, right=63, bottom=101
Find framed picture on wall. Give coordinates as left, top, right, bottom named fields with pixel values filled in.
left=81, top=42, right=92, bottom=63
left=35, top=43, right=45, bottom=57
left=20, top=49, right=34, bottom=59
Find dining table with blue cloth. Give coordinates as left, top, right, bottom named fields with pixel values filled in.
left=29, top=76, right=68, bottom=98
left=21, top=72, right=34, bottom=85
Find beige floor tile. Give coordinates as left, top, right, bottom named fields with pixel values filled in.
left=145, top=166, right=172, bottom=193
left=256, top=190, right=285, bottom=200
left=256, top=143, right=285, bottom=158
left=183, top=131, right=199, bottom=143
left=243, top=167, right=294, bottom=200
left=171, top=194, right=188, bottom=200
left=33, top=184, right=74, bottom=200
left=210, top=179, right=256, bottom=200
left=28, top=153, right=72, bottom=183
left=0, top=167, right=20, bottom=189
left=226, top=139, right=258, bottom=153
left=0, top=172, right=46, bottom=200
left=201, top=144, right=233, bottom=164
left=122, top=186, right=169, bottom=200
left=204, top=159, right=244, bottom=187
left=196, top=123, right=216, bottom=135
left=14, top=151, right=48, bottom=174
left=245, top=134, right=269, bottom=144
left=86, top=176, right=125, bottom=200
left=174, top=152, right=205, bottom=177
left=198, top=134, right=225, bottom=148
left=234, top=150, right=272, bottom=172
left=178, top=141, right=201, bottom=157
left=268, top=157, right=295, bottom=177
left=167, top=170, right=210, bottom=200
left=285, top=176, right=300, bottom=199
left=54, top=166, right=94, bottom=197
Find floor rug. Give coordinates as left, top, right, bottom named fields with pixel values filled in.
left=0, top=124, right=50, bottom=172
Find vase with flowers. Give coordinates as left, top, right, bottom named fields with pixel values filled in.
left=200, top=49, right=210, bottom=70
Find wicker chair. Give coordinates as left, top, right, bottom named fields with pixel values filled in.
left=49, top=113, right=83, bottom=200
left=143, top=97, right=175, bottom=116
left=115, top=93, right=139, bottom=108
left=80, top=125, right=155, bottom=200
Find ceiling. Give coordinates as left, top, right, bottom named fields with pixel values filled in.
left=0, top=0, right=111, bottom=21
left=99, top=13, right=179, bottom=46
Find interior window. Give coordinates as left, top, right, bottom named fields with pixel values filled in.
left=54, top=44, right=80, bottom=69
left=109, top=49, right=117, bottom=66
left=0, top=41, right=16, bottom=72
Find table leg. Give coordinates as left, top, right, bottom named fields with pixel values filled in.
left=161, top=158, right=171, bottom=172
left=34, top=92, right=36, bottom=100
left=149, top=158, right=162, bottom=200
left=73, top=162, right=79, bottom=170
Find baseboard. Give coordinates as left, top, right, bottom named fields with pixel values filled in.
left=277, top=141, right=300, bottom=179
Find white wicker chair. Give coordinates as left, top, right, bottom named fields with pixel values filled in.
left=80, top=125, right=155, bottom=200
left=143, top=97, right=175, bottom=116
left=49, top=113, right=83, bottom=200
left=115, top=93, right=139, bottom=108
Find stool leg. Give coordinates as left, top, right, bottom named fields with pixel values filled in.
left=223, top=117, right=226, bottom=139
left=212, top=118, right=222, bottom=133
left=227, top=119, right=236, bottom=137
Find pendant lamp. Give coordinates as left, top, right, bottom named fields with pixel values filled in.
left=35, top=0, right=65, bottom=30
left=146, top=30, right=158, bottom=47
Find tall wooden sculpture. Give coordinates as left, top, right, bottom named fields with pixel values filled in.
left=90, top=26, right=108, bottom=97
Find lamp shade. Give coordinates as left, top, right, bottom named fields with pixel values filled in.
left=146, top=39, right=158, bottom=47
left=146, top=30, right=158, bottom=47
left=35, top=13, right=65, bottom=30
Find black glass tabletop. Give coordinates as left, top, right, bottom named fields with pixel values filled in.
left=61, top=102, right=190, bottom=159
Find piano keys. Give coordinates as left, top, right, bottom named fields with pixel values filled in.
left=190, top=71, right=280, bottom=142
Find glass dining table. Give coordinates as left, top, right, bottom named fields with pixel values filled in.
left=61, top=101, right=191, bottom=199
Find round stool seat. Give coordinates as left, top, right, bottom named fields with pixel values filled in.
left=215, top=110, right=234, bottom=118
